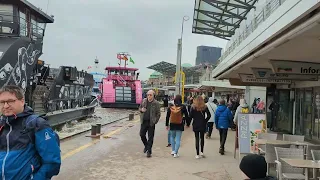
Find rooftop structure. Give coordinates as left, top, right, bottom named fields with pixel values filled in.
left=192, top=0, right=258, bottom=40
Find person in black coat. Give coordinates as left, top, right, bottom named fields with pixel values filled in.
left=189, top=96, right=211, bottom=159
left=165, top=95, right=188, bottom=158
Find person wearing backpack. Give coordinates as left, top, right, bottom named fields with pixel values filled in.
left=0, top=85, right=61, bottom=180
left=165, top=95, right=188, bottom=158
left=189, top=96, right=211, bottom=159
left=205, top=98, right=218, bottom=139
left=215, top=99, right=233, bottom=155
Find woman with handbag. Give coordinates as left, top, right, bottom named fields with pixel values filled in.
left=215, top=99, right=233, bottom=155
left=189, top=96, right=211, bottom=159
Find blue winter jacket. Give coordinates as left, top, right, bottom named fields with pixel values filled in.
left=0, top=106, right=61, bottom=180
left=215, top=105, right=233, bottom=129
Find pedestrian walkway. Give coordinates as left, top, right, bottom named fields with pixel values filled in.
left=54, top=113, right=244, bottom=180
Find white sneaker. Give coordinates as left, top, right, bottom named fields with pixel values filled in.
left=195, top=155, right=200, bottom=159
left=200, top=152, right=205, bottom=158
left=173, top=154, right=179, bottom=158
left=171, top=151, right=176, bottom=155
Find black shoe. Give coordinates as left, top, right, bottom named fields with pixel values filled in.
left=219, top=148, right=223, bottom=155
left=147, top=152, right=152, bottom=158
left=143, top=147, right=147, bottom=153
left=166, top=144, right=171, bottom=147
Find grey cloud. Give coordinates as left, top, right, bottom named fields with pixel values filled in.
left=28, top=0, right=227, bottom=80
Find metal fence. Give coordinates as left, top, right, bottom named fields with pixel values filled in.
left=217, top=0, right=287, bottom=65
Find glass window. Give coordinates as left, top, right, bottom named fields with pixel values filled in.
left=19, top=11, right=27, bottom=36
left=277, top=90, right=291, bottom=133
left=304, top=89, right=313, bottom=138
left=313, top=87, right=320, bottom=139
left=0, top=4, right=13, bottom=22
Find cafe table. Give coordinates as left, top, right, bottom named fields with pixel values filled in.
left=281, top=158, right=320, bottom=180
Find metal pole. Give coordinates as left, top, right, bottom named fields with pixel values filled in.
left=175, top=39, right=182, bottom=96
left=175, top=16, right=189, bottom=97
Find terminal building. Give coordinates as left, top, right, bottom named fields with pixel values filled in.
left=192, top=0, right=320, bottom=143
left=145, top=61, right=245, bottom=101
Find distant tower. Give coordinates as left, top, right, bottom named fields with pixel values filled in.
left=94, top=57, right=99, bottom=72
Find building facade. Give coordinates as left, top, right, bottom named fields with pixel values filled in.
left=195, top=46, right=222, bottom=65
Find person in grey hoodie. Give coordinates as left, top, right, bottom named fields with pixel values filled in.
left=205, top=97, right=218, bottom=139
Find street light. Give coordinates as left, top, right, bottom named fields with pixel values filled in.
left=175, top=16, right=189, bottom=98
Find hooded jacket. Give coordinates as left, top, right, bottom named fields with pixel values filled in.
left=206, top=97, right=217, bottom=123
left=0, top=106, right=61, bottom=180
left=215, top=105, right=233, bottom=129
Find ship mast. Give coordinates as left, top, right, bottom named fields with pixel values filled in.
left=117, top=52, right=130, bottom=68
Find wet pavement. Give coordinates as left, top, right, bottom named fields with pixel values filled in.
left=56, top=108, right=134, bottom=139
left=53, top=112, right=244, bottom=180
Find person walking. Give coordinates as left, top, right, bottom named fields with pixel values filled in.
left=165, top=95, right=188, bottom=158
left=185, top=97, right=193, bottom=127
left=162, top=95, right=169, bottom=112
left=139, top=90, right=161, bottom=158
left=205, top=98, right=218, bottom=139
left=190, top=96, right=211, bottom=159
left=215, top=99, right=233, bottom=155
left=0, top=85, right=61, bottom=179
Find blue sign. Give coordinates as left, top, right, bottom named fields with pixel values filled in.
left=238, top=114, right=250, bottom=153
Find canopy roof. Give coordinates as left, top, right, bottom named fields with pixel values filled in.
left=147, top=61, right=204, bottom=75
left=192, top=0, right=258, bottom=40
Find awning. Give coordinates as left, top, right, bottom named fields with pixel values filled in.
left=192, top=0, right=258, bottom=40
left=147, top=61, right=204, bottom=75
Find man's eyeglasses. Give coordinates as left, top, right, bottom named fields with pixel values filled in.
left=0, top=99, right=17, bottom=107
left=147, top=94, right=153, bottom=96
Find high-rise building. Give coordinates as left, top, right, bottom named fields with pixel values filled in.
left=195, top=46, right=222, bottom=65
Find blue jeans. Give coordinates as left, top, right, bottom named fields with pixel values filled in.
left=168, top=130, right=171, bottom=144
left=170, top=130, right=182, bottom=154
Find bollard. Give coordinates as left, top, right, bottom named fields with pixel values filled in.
left=129, top=113, right=134, bottom=121
left=96, top=123, right=101, bottom=134
left=91, top=125, right=97, bottom=136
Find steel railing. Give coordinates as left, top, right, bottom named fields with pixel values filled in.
left=217, top=0, right=287, bottom=65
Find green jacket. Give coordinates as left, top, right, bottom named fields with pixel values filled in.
left=139, top=98, right=161, bottom=126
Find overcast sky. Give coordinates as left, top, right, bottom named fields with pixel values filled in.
left=29, top=0, right=227, bottom=80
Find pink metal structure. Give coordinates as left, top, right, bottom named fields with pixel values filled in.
left=100, top=57, right=142, bottom=109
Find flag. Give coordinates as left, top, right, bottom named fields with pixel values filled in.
left=87, top=66, right=92, bottom=69
left=123, top=55, right=128, bottom=61
left=129, top=57, right=135, bottom=64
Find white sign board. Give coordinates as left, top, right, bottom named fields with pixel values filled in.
left=270, top=60, right=320, bottom=75
left=239, top=74, right=291, bottom=84
left=252, top=68, right=318, bottom=81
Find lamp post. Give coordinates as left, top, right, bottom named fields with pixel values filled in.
left=175, top=16, right=189, bottom=97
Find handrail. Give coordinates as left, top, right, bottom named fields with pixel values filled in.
left=118, top=74, right=127, bottom=84
left=217, top=0, right=287, bottom=65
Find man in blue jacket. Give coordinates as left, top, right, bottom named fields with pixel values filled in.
left=215, top=99, right=233, bottom=155
left=0, top=85, right=61, bottom=179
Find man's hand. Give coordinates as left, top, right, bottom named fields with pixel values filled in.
left=141, top=107, right=146, bottom=112
left=166, top=126, right=169, bottom=130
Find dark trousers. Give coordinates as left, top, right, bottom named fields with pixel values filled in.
left=219, top=129, right=228, bottom=149
left=194, top=131, right=205, bottom=155
left=140, top=121, right=155, bottom=153
left=185, top=117, right=191, bottom=127
left=206, top=122, right=214, bottom=137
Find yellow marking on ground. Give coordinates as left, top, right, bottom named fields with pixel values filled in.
left=62, top=118, right=140, bottom=160
left=102, top=127, right=122, bottom=138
